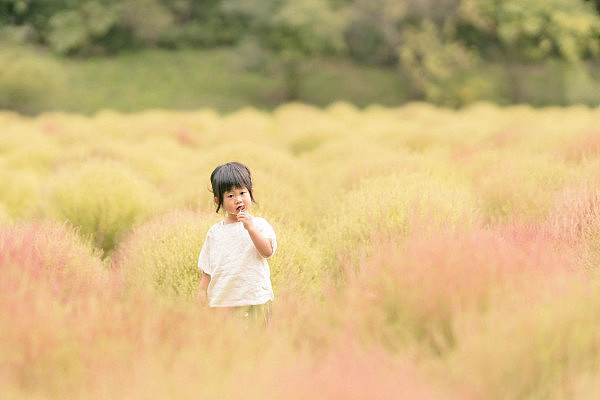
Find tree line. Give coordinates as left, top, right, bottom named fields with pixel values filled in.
left=2, top=0, right=600, bottom=106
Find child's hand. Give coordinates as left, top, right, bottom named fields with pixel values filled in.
left=237, top=211, right=253, bottom=230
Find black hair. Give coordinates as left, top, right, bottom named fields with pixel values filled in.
left=210, top=161, right=256, bottom=213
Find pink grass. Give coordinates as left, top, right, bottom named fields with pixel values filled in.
left=0, top=221, right=108, bottom=299
left=225, top=338, right=462, bottom=400
left=0, top=221, right=114, bottom=395
left=544, top=183, right=600, bottom=244
left=339, top=217, right=582, bottom=353
left=563, top=131, right=600, bottom=162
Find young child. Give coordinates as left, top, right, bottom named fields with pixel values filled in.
left=197, top=162, right=277, bottom=326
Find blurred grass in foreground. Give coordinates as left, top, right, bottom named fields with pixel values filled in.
left=1, top=103, right=600, bottom=399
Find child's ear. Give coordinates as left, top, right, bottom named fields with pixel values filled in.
left=213, top=197, right=219, bottom=205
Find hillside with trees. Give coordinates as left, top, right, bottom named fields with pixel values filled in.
left=2, top=0, right=600, bottom=112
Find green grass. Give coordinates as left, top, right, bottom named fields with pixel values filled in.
left=6, top=42, right=600, bottom=120
left=299, top=59, right=409, bottom=108
left=5, top=45, right=600, bottom=115
left=56, top=49, right=275, bottom=113
left=53, top=48, right=408, bottom=114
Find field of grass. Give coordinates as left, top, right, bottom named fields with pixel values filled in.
left=52, top=49, right=408, bottom=115
left=2, top=102, right=600, bottom=399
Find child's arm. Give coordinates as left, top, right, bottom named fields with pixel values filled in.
left=237, top=212, right=274, bottom=258
left=197, top=272, right=211, bottom=307
left=247, top=226, right=274, bottom=258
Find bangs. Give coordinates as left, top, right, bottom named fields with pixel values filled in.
left=213, top=167, right=251, bottom=193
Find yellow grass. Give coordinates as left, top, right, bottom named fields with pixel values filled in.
left=1, top=102, right=600, bottom=399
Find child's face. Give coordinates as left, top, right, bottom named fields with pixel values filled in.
left=217, top=186, right=252, bottom=218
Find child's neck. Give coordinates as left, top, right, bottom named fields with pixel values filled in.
left=223, top=214, right=238, bottom=225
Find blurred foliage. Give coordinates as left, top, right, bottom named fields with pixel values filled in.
left=1, top=0, right=600, bottom=108
left=2, top=102, right=600, bottom=317
left=3, top=103, right=600, bottom=398
left=399, top=19, right=496, bottom=107
left=2, top=0, right=599, bottom=62
left=0, top=46, right=64, bottom=114
left=112, top=209, right=211, bottom=300
left=42, top=159, right=161, bottom=257
left=222, top=0, right=347, bottom=100
left=49, top=48, right=409, bottom=114
left=47, top=2, right=118, bottom=54
left=457, top=0, right=600, bottom=62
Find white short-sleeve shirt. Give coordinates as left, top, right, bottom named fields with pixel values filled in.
left=198, top=217, right=277, bottom=307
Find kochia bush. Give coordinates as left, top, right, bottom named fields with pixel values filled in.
left=112, top=209, right=213, bottom=300
left=0, top=169, right=42, bottom=219
left=0, top=220, right=106, bottom=295
left=265, top=213, right=326, bottom=297
left=0, top=221, right=108, bottom=396
left=318, top=172, right=481, bottom=276
left=341, top=224, right=580, bottom=354
left=42, top=159, right=161, bottom=255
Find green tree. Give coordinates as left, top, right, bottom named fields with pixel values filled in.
left=341, top=0, right=489, bottom=106
left=342, top=0, right=600, bottom=105
left=157, top=0, right=246, bottom=48
left=48, top=0, right=175, bottom=54
left=343, top=0, right=460, bottom=66
left=399, top=19, right=496, bottom=107
left=457, top=0, right=600, bottom=101
left=458, top=0, right=600, bottom=61
left=0, top=0, right=177, bottom=54
left=223, top=0, right=347, bottom=101
left=0, top=0, right=30, bottom=24
left=0, top=0, right=65, bottom=42
left=47, top=2, right=118, bottom=54
left=585, top=0, right=600, bottom=14
left=343, top=0, right=405, bottom=66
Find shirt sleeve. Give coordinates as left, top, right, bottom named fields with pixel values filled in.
left=258, top=218, right=277, bottom=258
left=197, top=232, right=211, bottom=275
